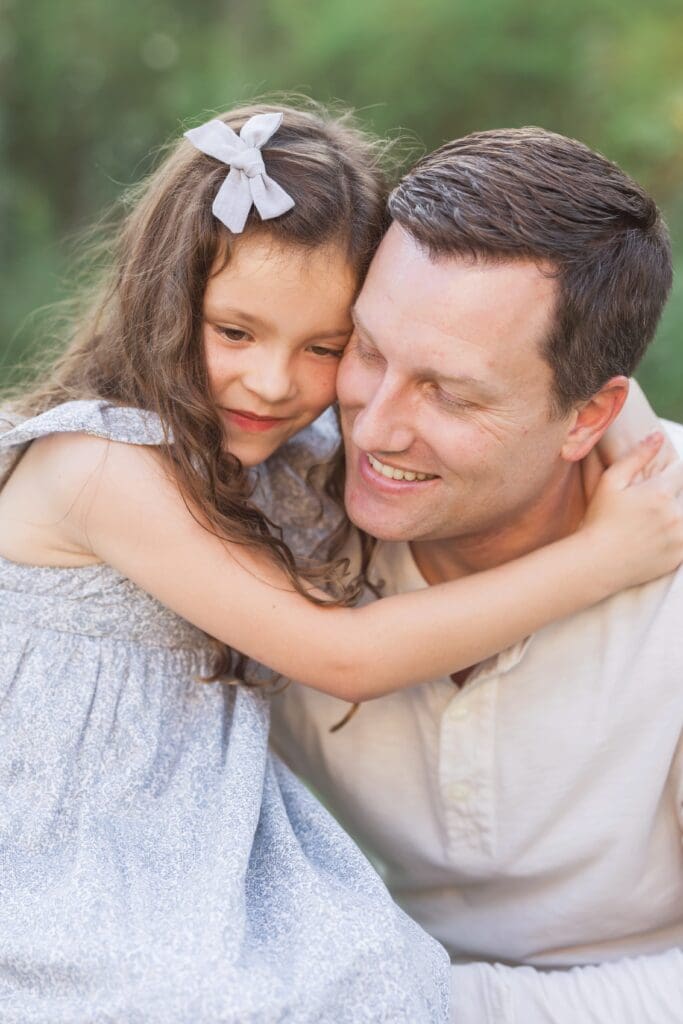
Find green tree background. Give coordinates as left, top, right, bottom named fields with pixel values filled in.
left=2, top=0, right=682, bottom=415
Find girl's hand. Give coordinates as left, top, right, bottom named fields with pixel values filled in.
left=600, top=379, right=679, bottom=478
left=583, top=432, right=683, bottom=590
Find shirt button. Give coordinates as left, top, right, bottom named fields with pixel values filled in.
left=449, top=704, right=470, bottom=721
left=447, top=782, right=471, bottom=801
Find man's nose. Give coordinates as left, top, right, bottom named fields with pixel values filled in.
left=244, top=352, right=297, bottom=404
left=351, top=377, right=415, bottom=453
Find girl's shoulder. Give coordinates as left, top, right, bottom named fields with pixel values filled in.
left=0, top=401, right=169, bottom=568
left=0, top=399, right=167, bottom=451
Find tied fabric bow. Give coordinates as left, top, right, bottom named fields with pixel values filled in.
left=184, top=112, right=295, bottom=233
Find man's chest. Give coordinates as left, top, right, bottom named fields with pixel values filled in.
left=271, top=574, right=683, bottom=882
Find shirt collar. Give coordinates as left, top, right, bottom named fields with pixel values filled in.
left=370, top=540, right=534, bottom=681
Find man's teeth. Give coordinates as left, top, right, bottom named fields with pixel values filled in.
left=367, top=453, right=436, bottom=482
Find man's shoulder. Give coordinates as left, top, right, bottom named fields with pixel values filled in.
left=663, top=418, right=683, bottom=455
left=659, top=418, right=683, bottom=586
left=604, top=416, right=683, bottom=618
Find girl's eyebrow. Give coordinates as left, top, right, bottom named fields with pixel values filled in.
left=205, top=306, right=272, bottom=330
left=206, top=306, right=351, bottom=342
left=309, top=327, right=353, bottom=341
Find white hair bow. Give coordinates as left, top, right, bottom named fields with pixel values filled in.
left=184, top=112, right=295, bottom=234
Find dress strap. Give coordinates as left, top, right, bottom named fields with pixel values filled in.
left=0, top=400, right=167, bottom=450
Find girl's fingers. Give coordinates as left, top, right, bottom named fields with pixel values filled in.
left=604, top=432, right=664, bottom=490
left=656, top=460, right=683, bottom=498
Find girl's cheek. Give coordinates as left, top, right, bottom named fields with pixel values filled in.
left=205, top=340, right=249, bottom=396
left=203, top=335, right=231, bottom=390
left=320, top=363, right=342, bottom=404
left=303, top=362, right=339, bottom=407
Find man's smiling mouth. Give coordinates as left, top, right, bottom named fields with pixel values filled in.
left=367, top=453, right=438, bottom=482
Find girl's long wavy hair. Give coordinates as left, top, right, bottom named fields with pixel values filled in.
left=6, top=100, right=390, bottom=681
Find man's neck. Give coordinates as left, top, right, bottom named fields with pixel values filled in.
left=411, top=463, right=587, bottom=585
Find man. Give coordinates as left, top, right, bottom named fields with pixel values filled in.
left=269, top=128, right=683, bottom=1022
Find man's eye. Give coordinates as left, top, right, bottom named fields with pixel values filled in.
left=430, top=384, right=472, bottom=410
left=438, top=391, right=472, bottom=410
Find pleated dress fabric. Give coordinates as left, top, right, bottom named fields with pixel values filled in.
left=0, top=401, right=449, bottom=1024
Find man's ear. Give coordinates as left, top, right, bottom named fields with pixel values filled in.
left=561, top=376, right=630, bottom=464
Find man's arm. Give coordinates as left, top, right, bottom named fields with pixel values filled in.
left=450, top=948, right=683, bottom=1023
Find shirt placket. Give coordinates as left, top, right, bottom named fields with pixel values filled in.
left=437, top=640, right=530, bottom=863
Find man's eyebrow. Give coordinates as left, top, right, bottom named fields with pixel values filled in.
left=352, top=308, right=495, bottom=395
left=414, top=364, right=497, bottom=397
left=350, top=307, right=376, bottom=342
left=428, top=370, right=488, bottom=388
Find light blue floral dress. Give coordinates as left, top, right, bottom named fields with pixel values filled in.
left=0, top=401, right=449, bottom=1024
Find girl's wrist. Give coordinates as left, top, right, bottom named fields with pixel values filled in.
left=562, top=526, right=625, bottom=604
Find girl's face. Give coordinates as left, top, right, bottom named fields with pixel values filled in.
left=203, top=235, right=357, bottom=466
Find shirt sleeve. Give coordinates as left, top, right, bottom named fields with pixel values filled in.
left=450, top=948, right=683, bottom=1024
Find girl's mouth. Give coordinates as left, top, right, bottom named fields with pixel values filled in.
left=221, top=408, right=290, bottom=433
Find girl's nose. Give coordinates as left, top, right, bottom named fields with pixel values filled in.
left=244, top=354, right=297, bottom=404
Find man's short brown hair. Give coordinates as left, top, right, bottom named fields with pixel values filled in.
left=388, top=127, right=673, bottom=413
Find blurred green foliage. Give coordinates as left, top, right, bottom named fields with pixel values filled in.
left=2, top=0, right=682, bottom=414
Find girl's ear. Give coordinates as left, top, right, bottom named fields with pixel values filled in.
left=561, top=376, right=629, bottom=464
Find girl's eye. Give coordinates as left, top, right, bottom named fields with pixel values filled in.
left=308, top=345, right=344, bottom=359
left=216, top=326, right=251, bottom=343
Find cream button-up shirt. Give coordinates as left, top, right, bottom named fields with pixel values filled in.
left=270, top=422, right=683, bottom=1023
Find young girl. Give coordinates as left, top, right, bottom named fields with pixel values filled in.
left=0, top=103, right=680, bottom=1024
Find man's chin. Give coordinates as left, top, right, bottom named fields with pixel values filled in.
left=342, top=449, right=448, bottom=539
left=348, top=520, right=410, bottom=542
left=344, top=495, right=421, bottom=543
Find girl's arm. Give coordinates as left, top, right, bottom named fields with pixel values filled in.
left=599, top=379, right=679, bottom=472
left=31, top=429, right=683, bottom=704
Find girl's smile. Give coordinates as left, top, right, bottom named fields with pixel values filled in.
left=219, top=407, right=291, bottom=432
left=202, top=235, right=357, bottom=466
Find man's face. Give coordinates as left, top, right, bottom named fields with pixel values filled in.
left=337, top=224, right=576, bottom=543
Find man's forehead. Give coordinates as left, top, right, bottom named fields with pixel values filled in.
left=355, top=235, right=557, bottom=377
left=365, top=223, right=556, bottom=305
left=350, top=305, right=488, bottom=385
